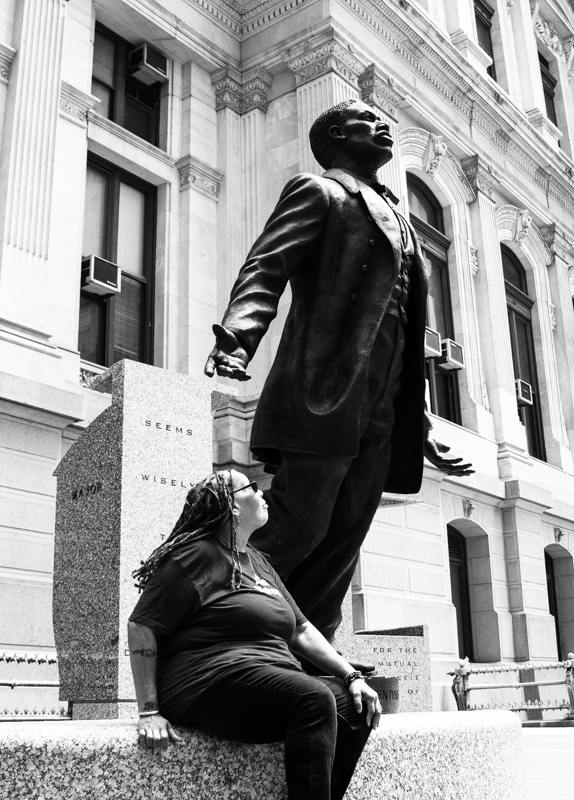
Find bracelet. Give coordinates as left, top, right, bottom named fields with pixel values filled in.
left=343, top=670, right=363, bottom=688
left=138, top=710, right=160, bottom=717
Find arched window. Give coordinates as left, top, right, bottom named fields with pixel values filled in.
left=407, top=175, right=460, bottom=424
left=501, top=245, right=545, bottom=461
left=447, top=526, right=474, bottom=661
left=545, top=551, right=562, bottom=660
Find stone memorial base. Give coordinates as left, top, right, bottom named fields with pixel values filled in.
left=0, top=711, right=524, bottom=800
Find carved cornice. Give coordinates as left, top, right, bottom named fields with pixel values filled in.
left=358, top=64, right=405, bottom=121
left=177, top=155, right=223, bottom=199
left=540, top=223, right=574, bottom=263
left=0, top=43, right=16, bottom=86
left=59, top=81, right=99, bottom=128
left=212, top=68, right=272, bottom=113
left=531, top=4, right=565, bottom=59
left=461, top=155, right=500, bottom=199
left=287, top=40, right=365, bottom=88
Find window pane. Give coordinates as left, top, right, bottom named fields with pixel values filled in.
left=91, top=78, right=113, bottom=119
left=113, top=275, right=143, bottom=363
left=79, top=294, right=106, bottom=365
left=515, top=316, right=533, bottom=384
left=82, top=166, right=110, bottom=259
left=426, top=257, right=448, bottom=336
left=117, top=182, right=147, bottom=277
left=92, top=31, right=115, bottom=86
left=407, top=183, right=442, bottom=230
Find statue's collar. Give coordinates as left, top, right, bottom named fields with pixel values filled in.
left=322, top=168, right=399, bottom=205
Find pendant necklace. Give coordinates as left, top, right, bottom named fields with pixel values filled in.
left=244, top=550, right=267, bottom=589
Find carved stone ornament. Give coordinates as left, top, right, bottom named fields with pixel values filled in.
left=548, top=301, right=557, bottom=331
left=462, top=499, right=475, bottom=518
left=0, top=43, right=16, bottom=86
left=358, top=65, right=405, bottom=121
left=212, top=71, right=271, bottom=114
left=469, top=245, right=479, bottom=276
left=423, top=134, right=448, bottom=177
left=514, top=209, right=533, bottom=246
left=540, top=223, right=574, bottom=263
left=461, top=155, right=499, bottom=199
left=531, top=3, right=566, bottom=59
left=288, top=41, right=364, bottom=88
left=177, top=156, right=222, bottom=200
left=554, top=526, right=565, bottom=542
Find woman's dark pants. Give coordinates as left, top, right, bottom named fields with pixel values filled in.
left=176, top=666, right=371, bottom=800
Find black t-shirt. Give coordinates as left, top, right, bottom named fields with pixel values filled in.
left=129, top=537, right=307, bottom=718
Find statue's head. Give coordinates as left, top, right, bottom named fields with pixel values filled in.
left=309, top=100, right=394, bottom=171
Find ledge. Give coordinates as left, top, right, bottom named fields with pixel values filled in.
left=0, top=711, right=524, bottom=799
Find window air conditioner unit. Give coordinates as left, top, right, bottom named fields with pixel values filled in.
left=515, top=378, right=533, bottom=406
left=425, top=327, right=442, bottom=358
left=81, top=255, right=121, bottom=296
left=129, top=44, right=168, bottom=85
left=436, top=338, right=465, bottom=371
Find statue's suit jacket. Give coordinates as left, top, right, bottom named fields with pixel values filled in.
left=222, top=169, right=429, bottom=494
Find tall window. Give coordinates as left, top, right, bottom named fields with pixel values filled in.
left=502, top=246, right=546, bottom=461
left=474, top=0, right=497, bottom=81
left=448, top=526, right=474, bottom=661
left=538, top=52, right=558, bottom=127
left=79, top=156, right=156, bottom=367
left=407, top=175, right=461, bottom=424
left=545, top=551, right=562, bottom=660
left=91, top=25, right=161, bottom=146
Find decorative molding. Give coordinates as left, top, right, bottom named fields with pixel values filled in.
left=531, top=4, right=565, bottom=59
left=506, top=0, right=514, bottom=11
left=569, top=266, right=574, bottom=298
left=59, top=82, right=99, bottom=128
left=461, top=155, right=499, bottom=199
left=212, top=67, right=272, bottom=113
left=424, top=134, right=448, bottom=176
left=514, top=209, right=533, bottom=246
left=462, top=499, right=475, bottom=518
left=554, top=526, right=565, bottom=542
left=358, top=64, right=405, bottom=122
left=177, top=155, right=223, bottom=199
left=399, top=128, right=475, bottom=202
left=287, top=40, right=365, bottom=88
left=0, top=42, right=16, bottom=86
left=539, top=223, right=574, bottom=263
left=469, top=244, right=479, bottom=276
left=496, top=206, right=553, bottom=265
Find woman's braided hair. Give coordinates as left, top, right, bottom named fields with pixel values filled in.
left=132, top=471, right=243, bottom=592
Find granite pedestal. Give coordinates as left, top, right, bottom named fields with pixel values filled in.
left=52, top=360, right=233, bottom=718
left=0, top=711, right=524, bottom=800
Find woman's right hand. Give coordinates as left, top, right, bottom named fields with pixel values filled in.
left=138, top=713, right=184, bottom=751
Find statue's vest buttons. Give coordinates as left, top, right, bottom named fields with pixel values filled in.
left=362, top=265, right=369, bottom=272
left=369, top=239, right=376, bottom=246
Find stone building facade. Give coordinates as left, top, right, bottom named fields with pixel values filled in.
left=2, top=0, right=574, bottom=710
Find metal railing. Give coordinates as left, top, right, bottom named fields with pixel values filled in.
left=0, top=651, right=70, bottom=720
left=449, top=653, right=574, bottom=717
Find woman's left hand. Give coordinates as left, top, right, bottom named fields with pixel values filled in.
left=347, top=678, right=382, bottom=729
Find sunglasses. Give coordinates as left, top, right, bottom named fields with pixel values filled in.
left=231, top=480, right=258, bottom=495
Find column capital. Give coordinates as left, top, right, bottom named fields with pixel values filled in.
left=211, top=67, right=272, bottom=114
left=287, top=38, right=365, bottom=89
left=461, top=155, right=500, bottom=199
left=539, top=222, right=574, bottom=263
left=358, top=64, right=405, bottom=122
left=60, top=81, right=99, bottom=129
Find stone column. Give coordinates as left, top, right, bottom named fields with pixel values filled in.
left=178, top=63, right=223, bottom=379
left=540, top=224, right=574, bottom=459
left=287, top=36, right=364, bottom=174
left=462, top=156, right=528, bottom=469
left=358, top=64, right=407, bottom=210
left=502, top=480, right=557, bottom=661
left=0, top=0, right=67, bottom=374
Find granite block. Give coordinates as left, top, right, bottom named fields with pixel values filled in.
left=52, top=361, right=234, bottom=714
left=0, top=711, right=524, bottom=800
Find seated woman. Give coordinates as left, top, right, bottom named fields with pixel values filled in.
left=128, top=470, right=381, bottom=800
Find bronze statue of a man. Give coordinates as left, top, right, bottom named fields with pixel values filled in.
left=205, top=100, right=472, bottom=642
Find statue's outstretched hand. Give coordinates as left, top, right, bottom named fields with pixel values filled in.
left=424, top=435, right=474, bottom=477
left=204, top=324, right=251, bottom=382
